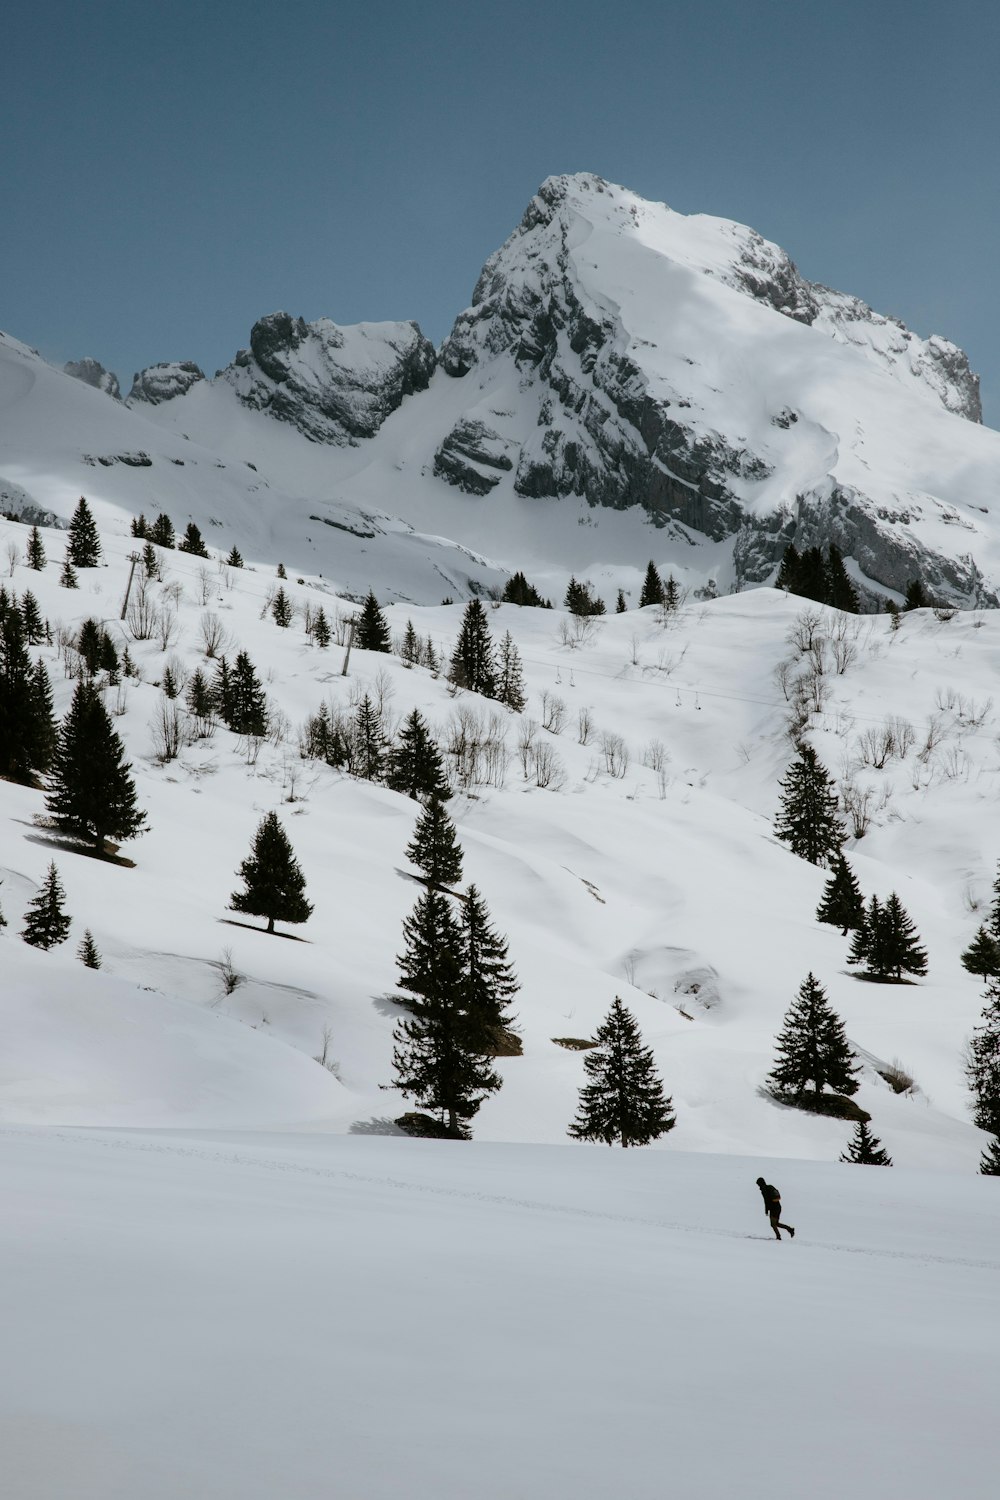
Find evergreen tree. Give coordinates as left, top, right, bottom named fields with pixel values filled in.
left=149, top=513, right=175, bottom=549
left=496, top=631, right=527, bottom=712
left=185, top=668, right=215, bottom=730
left=662, top=576, right=680, bottom=612
left=406, top=797, right=463, bottom=889
left=351, top=693, right=388, bottom=781
left=271, top=587, right=293, bottom=627
left=354, top=590, right=392, bottom=652
left=178, top=521, right=209, bottom=557
left=980, top=1136, right=1000, bottom=1176
left=774, top=745, right=845, bottom=867
left=78, top=929, right=102, bottom=968
left=639, top=561, right=664, bottom=608
left=502, top=571, right=546, bottom=607
left=66, top=496, right=102, bottom=567
left=966, top=978, right=1000, bottom=1137
left=223, top=653, right=268, bottom=737
left=840, top=1118, right=892, bottom=1165
left=796, top=546, right=828, bottom=603
left=20, top=591, right=45, bottom=644
left=99, top=632, right=120, bottom=684
left=60, top=558, right=79, bottom=589
left=816, top=854, right=865, bottom=934
left=961, top=925, right=1000, bottom=978
left=21, top=862, right=71, bottom=950
left=423, top=635, right=440, bottom=674
left=391, top=887, right=499, bottom=1138
left=825, top=545, right=859, bottom=612
left=141, top=541, right=159, bottom=579
left=767, top=972, right=860, bottom=1103
left=276, top=562, right=287, bottom=579
left=564, top=577, right=605, bottom=616
left=45, top=679, right=148, bottom=850
left=904, top=577, right=930, bottom=611
left=386, top=709, right=450, bottom=801
left=77, top=618, right=105, bottom=676
left=615, top=589, right=628, bottom=613
left=229, top=812, right=312, bottom=935
left=460, top=885, right=519, bottom=1054
left=0, top=606, right=56, bottom=783
left=448, top=599, right=498, bottom=697
left=130, top=514, right=148, bottom=539
left=399, top=619, right=421, bottom=666
left=311, top=608, right=331, bottom=648
left=301, top=701, right=349, bottom=768
left=226, top=545, right=244, bottom=568
left=848, top=892, right=927, bottom=981
left=776, top=544, right=801, bottom=592
left=568, top=997, right=675, bottom=1147
left=26, top=526, right=46, bottom=571
left=161, top=664, right=181, bottom=699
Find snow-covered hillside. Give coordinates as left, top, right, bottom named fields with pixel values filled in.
left=2, top=513, right=997, bottom=1172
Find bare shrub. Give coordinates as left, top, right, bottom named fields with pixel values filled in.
left=155, top=607, right=178, bottom=651
left=151, top=698, right=185, bottom=763
left=773, top=659, right=796, bottom=702
left=600, top=731, right=630, bottom=778
left=517, top=717, right=539, bottom=779
left=577, top=706, right=595, bottom=745
left=6, top=541, right=20, bottom=575
left=259, top=585, right=277, bottom=620
left=196, top=566, right=214, bottom=606
left=540, top=690, right=566, bottom=734
left=840, top=777, right=876, bottom=839
left=642, top=738, right=669, bottom=772
left=199, top=611, right=229, bottom=659
left=445, top=706, right=509, bottom=791
left=213, top=947, right=245, bottom=996
left=830, top=616, right=859, bottom=675
left=126, top=582, right=157, bottom=640
left=917, top=712, right=947, bottom=763
left=529, top=739, right=565, bottom=789
left=786, top=609, right=825, bottom=657
left=558, top=616, right=598, bottom=649
left=372, top=667, right=394, bottom=720
left=878, top=1058, right=916, bottom=1096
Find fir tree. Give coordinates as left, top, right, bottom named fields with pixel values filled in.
left=662, top=576, right=680, bottom=612
left=796, top=546, right=828, bottom=604
left=99, top=632, right=120, bottom=684
left=20, top=591, right=45, bottom=644
left=185, top=668, right=215, bottom=731
left=460, top=885, right=519, bottom=1054
left=848, top=892, right=927, bottom=981
left=423, top=635, right=440, bottom=673
left=961, top=926, right=1000, bottom=979
left=767, top=972, right=860, bottom=1103
left=966, top=978, right=1000, bottom=1137
left=45, top=679, right=148, bottom=850
left=825, top=545, right=859, bottom=612
left=26, top=526, right=46, bottom=570
left=496, top=631, right=527, bottom=712
left=354, top=589, right=392, bottom=652
left=776, top=544, right=800, bottom=592
left=391, top=887, right=499, bottom=1138
left=639, top=561, right=664, bottom=608
left=130, top=514, right=148, bottom=539
left=904, top=577, right=930, bottom=611
left=840, top=1118, right=892, bottom=1165
left=0, top=606, right=56, bottom=783
left=774, top=744, right=845, bottom=867
left=21, top=862, right=71, bottom=949
left=229, top=812, right=312, bottom=935
left=351, top=693, right=388, bottom=781
left=301, top=701, right=349, bottom=767
left=66, top=496, right=102, bottom=567
left=226, top=545, right=244, bottom=568
left=386, top=708, right=450, bottom=801
left=448, top=599, right=498, bottom=696
left=276, top=562, right=287, bottom=579
left=564, top=577, right=605, bottom=616
left=399, top=619, right=421, bottom=666
left=161, top=664, right=180, bottom=699
left=224, top=653, right=268, bottom=738
left=78, top=929, right=102, bottom=968
left=615, top=589, right=628, bottom=613
left=149, top=513, right=175, bottom=549
left=271, top=587, right=293, bottom=627
left=502, top=571, right=546, bottom=607
left=60, top=558, right=79, bottom=589
left=568, top=997, right=675, bottom=1147
left=980, top=1136, right=1000, bottom=1176
left=77, top=618, right=105, bottom=676
left=816, top=854, right=865, bottom=935
left=406, top=796, right=463, bottom=889
left=311, top=608, right=331, bottom=648
left=141, top=542, right=159, bottom=580
left=178, top=521, right=209, bottom=557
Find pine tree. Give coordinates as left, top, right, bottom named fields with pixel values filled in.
left=77, top=618, right=105, bottom=676
left=301, top=701, right=349, bottom=768
left=0, top=605, right=56, bottom=783
left=662, top=576, right=680, bottom=612
left=399, top=619, right=421, bottom=666
left=639, top=561, right=664, bottom=608
left=66, top=496, right=102, bottom=567
left=961, top=926, right=1000, bottom=978
left=386, top=709, right=450, bottom=801
left=904, top=577, right=930, bottom=611
left=849, top=892, right=927, bottom=981
left=816, top=855, right=865, bottom=935
left=60, top=558, right=79, bottom=589
left=502, top=571, right=546, bottom=607
left=615, top=589, right=628, bottom=613
left=130, top=514, right=148, bottom=539
left=351, top=693, right=388, bottom=781
left=354, top=590, right=391, bottom=652
left=460, top=885, right=519, bottom=1054
left=825, top=545, right=859, bottom=612
left=141, top=542, right=159, bottom=580
left=26, top=526, right=46, bottom=570
left=161, top=664, right=180, bottom=699
left=226, top=545, right=244, bottom=568
left=568, top=997, right=675, bottom=1147
left=276, top=563, right=287, bottom=579
left=774, top=744, right=845, bottom=867
left=311, top=608, right=331, bottom=648
left=767, top=972, right=860, bottom=1103
left=178, top=521, right=209, bottom=557
left=796, top=547, right=828, bottom=604
left=423, top=635, right=440, bottom=673
left=776, top=544, right=801, bottom=592
left=840, top=1118, right=892, bottom=1165
left=78, top=929, right=102, bottom=968
left=564, top=577, right=605, bottom=616
left=391, top=887, right=499, bottom=1138
left=20, top=591, right=45, bottom=644
left=21, top=862, right=71, bottom=949
left=229, top=812, right=312, bottom=935
left=271, top=587, right=293, bottom=627
left=149, top=513, right=175, bottom=549
left=966, top=978, right=1000, bottom=1137
left=448, top=599, right=498, bottom=696
left=980, top=1136, right=1000, bottom=1176
left=406, top=797, right=463, bottom=889
left=224, top=653, right=268, bottom=737
left=496, top=631, right=526, bottom=712
left=45, top=679, right=148, bottom=850
left=185, top=668, right=215, bottom=731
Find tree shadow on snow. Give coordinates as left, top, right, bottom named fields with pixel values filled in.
left=349, top=1116, right=406, bottom=1137
left=217, top=917, right=309, bottom=942
left=20, top=827, right=136, bottom=868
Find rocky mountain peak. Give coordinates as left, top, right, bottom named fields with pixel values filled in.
left=128, top=361, right=206, bottom=405
left=64, top=357, right=121, bottom=400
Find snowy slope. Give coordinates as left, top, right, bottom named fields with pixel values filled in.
left=1, top=514, right=997, bottom=1172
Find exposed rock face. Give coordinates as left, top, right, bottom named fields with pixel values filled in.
left=64, top=358, right=121, bottom=400
left=433, top=418, right=517, bottom=494
left=128, top=362, right=206, bottom=405
left=219, top=312, right=436, bottom=444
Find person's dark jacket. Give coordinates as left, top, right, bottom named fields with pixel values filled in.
left=757, top=1178, right=781, bottom=1214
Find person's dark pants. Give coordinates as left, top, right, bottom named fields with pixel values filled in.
left=769, top=1207, right=793, bottom=1240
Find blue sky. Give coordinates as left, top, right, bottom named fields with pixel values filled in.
left=3, top=0, right=999, bottom=419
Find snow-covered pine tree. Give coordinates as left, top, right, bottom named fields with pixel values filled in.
left=60, top=558, right=79, bottom=589
left=354, top=590, right=392, bottom=652
left=568, top=997, right=675, bottom=1147
left=767, top=972, right=860, bottom=1104
left=840, top=1118, right=892, bottom=1165
left=21, top=862, right=71, bottom=949
left=447, top=599, right=498, bottom=696
left=66, top=496, right=102, bottom=568
left=849, top=893, right=927, bottom=980
left=386, top=708, right=450, bottom=801
left=26, top=526, right=46, bottom=571
left=966, top=978, right=1000, bottom=1138
left=406, top=796, right=463, bottom=890
left=45, top=679, right=148, bottom=851
left=496, top=631, right=526, bottom=712
left=351, top=693, right=388, bottom=781
left=460, top=885, right=519, bottom=1055
left=774, top=744, right=845, bottom=866
left=391, top=887, right=500, bottom=1138
left=78, top=929, right=102, bottom=968
left=271, top=587, right=293, bottom=627
left=229, top=812, right=312, bottom=935
left=639, top=561, right=664, bottom=608
left=816, top=854, right=865, bottom=934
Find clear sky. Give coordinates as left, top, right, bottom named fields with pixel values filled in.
left=3, top=0, right=999, bottom=419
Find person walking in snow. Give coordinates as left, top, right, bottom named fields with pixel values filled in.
left=756, top=1176, right=795, bottom=1240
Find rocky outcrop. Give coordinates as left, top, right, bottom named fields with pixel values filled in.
left=128, top=361, right=206, bottom=405
left=64, top=358, right=121, bottom=400
left=433, top=418, right=517, bottom=494
left=219, top=312, right=436, bottom=444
